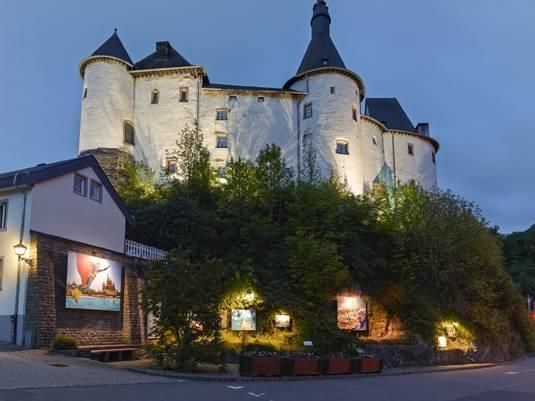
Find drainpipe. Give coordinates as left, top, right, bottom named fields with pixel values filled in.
left=196, top=74, right=201, bottom=131
left=12, top=189, right=28, bottom=345
left=297, top=96, right=303, bottom=180
left=391, top=133, right=397, bottom=188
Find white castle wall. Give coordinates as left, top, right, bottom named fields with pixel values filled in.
left=359, top=118, right=387, bottom=190
left=290, top=73, right=363, bottom=193
left=383, top=131, right=437, bottom=189
left=199, top=89, right=299, bottom=171
left=79, top=60, right=134, bottom=154
left=132, top=73, right=200, bottom=173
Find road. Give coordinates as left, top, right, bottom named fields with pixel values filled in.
left=2, top=356, right=535, bottom=401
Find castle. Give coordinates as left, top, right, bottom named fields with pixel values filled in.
left=78, top=0, right=439, bottom=193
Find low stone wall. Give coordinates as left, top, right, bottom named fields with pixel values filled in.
left=24, top=231, right=147, bottom=348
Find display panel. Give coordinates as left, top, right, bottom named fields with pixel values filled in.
left=231, top=309, right=256, bottom=331
left=274, top=314, right=291, bottom=329
left=65, top=251, right=122, bottom=312
left=337, top=294, right=368, bottom=332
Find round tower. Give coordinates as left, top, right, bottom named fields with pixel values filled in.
left=78, top=30, right=135, bottom=187
left=284, top=0, right=367, bottom=194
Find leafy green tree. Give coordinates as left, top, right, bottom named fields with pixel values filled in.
left=143, top=250, right=227, bottom=371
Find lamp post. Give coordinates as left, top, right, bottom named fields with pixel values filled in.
left=12, top=242, right=27, bottom=345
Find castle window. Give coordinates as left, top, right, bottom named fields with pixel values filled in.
left=73, top=174, right=88, bottom=197
left=304, top=103, right=312, bottom=119
left=216, top=109, right=229, bottom=121
left=83, top=88, right=88, bottom=99
left=336, top=140, right=349, bottom=155
left=372, top=136, right=378, bottom=145
left=408, top=143, right=415, bottom=156
left=432, top=152, right=436, bottom=164
left=180, top=87, right=189, bottom=102
left=124, top=121, right=135, bottom=145
left=0, top=201, right=7, bottom=230
left=151, top=90, right=159, bottom=104
left=322, top=58, right=329, bottom=66
left=217, top=166, right=227, bottom=178
left=330, top=87, right=335, bottom=94
left=229, top=95, right=237, bottom=102
left=258, top=96, right=265, bottom=103
left=352, top=106, right=358, bottom=121
left=166, top=157, right=178, bottom=175
left=302, top=132, right=311, bottom=150
left=216, top=134, right=228, bottom=149
left=89, top=180, right=103, bottom=202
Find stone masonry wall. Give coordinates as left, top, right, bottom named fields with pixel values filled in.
left=79, top=148, right=134, bottom=190
left=25, top=231, right=146, bottom=348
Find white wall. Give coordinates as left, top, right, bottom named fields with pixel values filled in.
left=0, top=190, right=32, bottom=343
left=30, top=167, right=126, bottom=253
left=79, top=60, right=135, bottom=154
left=359, top=119, right=387, bottom=190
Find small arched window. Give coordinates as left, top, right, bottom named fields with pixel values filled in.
left=336, top=140, right=349, bottom=155
left=124, top=121, right=135, bottom=145
left=151, top=90, right=159, bottom=104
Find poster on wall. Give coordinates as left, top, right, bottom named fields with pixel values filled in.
left=337, top=294, right=368, bottom=332
left=274, top=314, right=291, bottom=329
left=65, top=251, right=122, bottom=312
left=231, top=309, right=256, bottom=331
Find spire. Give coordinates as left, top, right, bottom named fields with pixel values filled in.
left=90, top=30, right=133, bottom=65
left=295, top=0, right=346, bottom=76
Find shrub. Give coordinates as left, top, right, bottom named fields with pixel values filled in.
left=51, top=335, right=78, bottom=350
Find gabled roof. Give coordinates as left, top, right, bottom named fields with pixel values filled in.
left=134, top=41, right=192, bottom=70
left=365, top=98, right=416, bottom=133
left=90, top=30, right=133, bottom=65
left=0, top=156, right=134, bottom=225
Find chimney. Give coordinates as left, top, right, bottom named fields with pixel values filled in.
left=156, top=41, right=171, bottom=57
left=416, top=123, right=430, bottom=137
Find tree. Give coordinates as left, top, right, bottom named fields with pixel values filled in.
left=143, top=250, right=227, bottom=371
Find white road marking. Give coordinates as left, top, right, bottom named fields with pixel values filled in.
left=505, top=371, right=519, bottom=375
left=247, top=392, right=266, bottom=397
left=227, top=385, right=245, bottom=390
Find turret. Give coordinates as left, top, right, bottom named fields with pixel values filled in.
left=285, top=1, right=366, bottom=193
left=78, top=30, right=135, bottom=187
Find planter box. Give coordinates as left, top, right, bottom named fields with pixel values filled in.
left=286, top=358, right=321, bottom=376
left=357, top=358, right=383, bottom=374
left=322, top=358, right=352, bottom=375
left=239, top=356, right=283, bottom=377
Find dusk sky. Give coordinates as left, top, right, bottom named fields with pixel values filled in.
left=1, top=0, right=534, bottom=233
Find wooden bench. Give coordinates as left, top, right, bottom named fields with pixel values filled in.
left=78, top=345, right=141, bottom=363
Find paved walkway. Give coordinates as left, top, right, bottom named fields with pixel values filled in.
left=0, top=350, right=179, bottom=390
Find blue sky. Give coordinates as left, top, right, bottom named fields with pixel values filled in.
left=1, top=0, right=534, bottom=233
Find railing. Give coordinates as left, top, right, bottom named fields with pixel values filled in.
left=125, top=239, right=166, bottom=261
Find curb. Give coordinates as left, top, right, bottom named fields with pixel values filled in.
left=123, top=362, right=504, bottom=383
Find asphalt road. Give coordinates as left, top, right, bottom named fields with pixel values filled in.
left=2, top=357, right=535, bottom=401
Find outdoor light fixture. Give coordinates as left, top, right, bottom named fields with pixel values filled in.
left=438, top=336, right=448, bottom=349
left=13, top=242, right=27, bottom=257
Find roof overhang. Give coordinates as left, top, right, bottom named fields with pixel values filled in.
left=130, top=65, right=206, bottom=79
left=203, top=86, right=307, bottom=96
left=362, top=115, right=440, bottom=152
left=284, top=67, right=366, bottom=98
left=79, top=55, right=133, bottom=79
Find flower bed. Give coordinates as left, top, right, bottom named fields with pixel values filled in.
left=321, top=357, right=352, bottom=375
left=239, top=355, right=283, bottom=377
left=356, top=357, right=383, bottom=374
left=286, top=357, right=321, bottom=376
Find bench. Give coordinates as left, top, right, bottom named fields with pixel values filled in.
left=78, top=345, right=141, bottom=363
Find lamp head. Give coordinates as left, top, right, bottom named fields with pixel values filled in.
left=13, top=243, right=27, bottom=257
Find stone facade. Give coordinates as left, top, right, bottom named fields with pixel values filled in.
left=79, top=148, right=134, bottom=189
left=24, top=231, right=146, bottom=348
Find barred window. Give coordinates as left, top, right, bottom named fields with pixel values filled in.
left=304, top=103, right=312, bottom=119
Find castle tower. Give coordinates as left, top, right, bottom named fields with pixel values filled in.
left=284, top=0, right=366, bottom=193
left=78, top=30, right=135, bottom=187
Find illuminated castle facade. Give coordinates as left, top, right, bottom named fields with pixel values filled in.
left=78, top=0, right=439, bottom=193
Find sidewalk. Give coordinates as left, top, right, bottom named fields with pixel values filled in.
left=115, top=359, right=503, bottom=383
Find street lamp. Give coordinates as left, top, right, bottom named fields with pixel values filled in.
left=12, top=242, right=29, bottom=345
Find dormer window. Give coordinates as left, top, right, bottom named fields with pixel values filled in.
left=124, top=121, right=135, bottom=145
left=336, top=140, right=349, bottom=155
left=322, top=58, right=329, bottom=66
left=216, top=109, right=229, bottom=121
left=180, top=88, right=189, bottom=103
left=151, top=90, right=159, bottom=104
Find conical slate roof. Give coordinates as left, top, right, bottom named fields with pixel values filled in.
left=134, top=41, right=192, bottom=70
left=296, top=0, right=346, bottom=75
left=90, top=30, right=133, bottom=65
